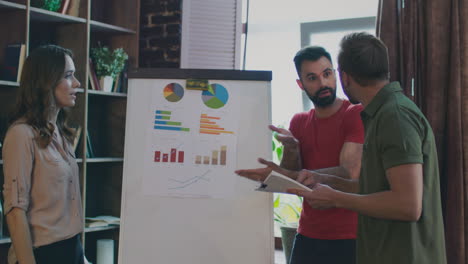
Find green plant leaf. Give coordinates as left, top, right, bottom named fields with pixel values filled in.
left=276, top=147, right=283, bottom=160
left=274, top=212, right=287, bottom=226
left=91, top=46, right=128, bottom=78
left=284, top=203, right=301, bottom=219
left=273, top=193, right=303, bottom=227
left=273, top=195, right=281, bottom=208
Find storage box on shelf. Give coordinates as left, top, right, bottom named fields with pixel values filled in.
left=0, top=0, right=139, bottom=263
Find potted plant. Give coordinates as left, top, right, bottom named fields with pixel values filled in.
left=272, top=130, right=303, bottom=263
left=274, top=193, right=302, bottom=263
left=91, top=46, right=128, bottom=92
left=31, top=0, right=62, bottom=12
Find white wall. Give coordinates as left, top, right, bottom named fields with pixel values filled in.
left=244, top=0, right=379, bottom=125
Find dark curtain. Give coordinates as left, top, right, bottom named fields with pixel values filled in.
left=377, top=0, right=468, bottom=263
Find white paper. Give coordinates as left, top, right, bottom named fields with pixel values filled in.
left=141, top=81, right=239, bottom=198
left=256, top=172, right=312, bottom=194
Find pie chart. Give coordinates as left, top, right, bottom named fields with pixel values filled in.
left=202, top=84, right=229, bottom=109
left=163, top=83, right=184, bottom=102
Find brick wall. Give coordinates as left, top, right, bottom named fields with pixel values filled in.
left=139, top=0, right=182, bottom=68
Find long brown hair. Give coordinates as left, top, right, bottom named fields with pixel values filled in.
left=10, top=45, right=76, bottom=148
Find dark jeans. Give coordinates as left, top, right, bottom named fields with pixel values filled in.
left=33, top=234, right=84, bottom=264
left=289, top=233, right=356, bottom=264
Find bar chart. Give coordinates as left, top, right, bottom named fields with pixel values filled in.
left=154, top=148, right=185, bottom=163
left=195, top=146, right=227, bottom=166
left=154, top=110, right=190, bottom=132
left=199, top=114, right=234, bottom=135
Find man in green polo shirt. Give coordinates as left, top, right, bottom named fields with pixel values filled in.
left=254, top=32, right=446, bottom=263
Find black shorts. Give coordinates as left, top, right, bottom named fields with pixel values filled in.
left=34, top=234, right=84, bottom=264
left=289, top=233, right=356, bottom=264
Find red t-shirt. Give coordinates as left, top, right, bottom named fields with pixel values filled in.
left=289, top=100, right=364, bottom=239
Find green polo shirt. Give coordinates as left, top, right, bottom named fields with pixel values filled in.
left=357, top=82, right=446, bottom=264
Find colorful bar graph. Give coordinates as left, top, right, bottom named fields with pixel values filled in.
left=154, top=109, right=190, bottom=132
left=170, top=148, right=177, bottom=162
left=154, top=148, right=185, bottom=164
left=154, top=126, right=190, bottom=132
left=155, top=115, right=171, bottom=120
left=154, top=151, right=161, bottom=162
left=199, top=129, right=233, bottom=135
left=155, top=121, right=182, bottom=126
left=220, top=146, right=227, bottom=165
left=201, top=114, right=220, bottom=119
left=178, top=151, right=184, bottom=163
left=212, top=150, right=219, bottom=165
left=156, top=110, right=171, bottom=115
left=199, top=114, right=234, bottom=135
left=200, top=119, right=217, bottom=124
left=194, top=146, right=227, bottom=166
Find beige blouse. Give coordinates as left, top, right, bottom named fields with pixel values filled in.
left=2, top=122, right=83, bottom=248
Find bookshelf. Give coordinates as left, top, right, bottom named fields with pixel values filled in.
left=0, top=0, right=139, bottom=263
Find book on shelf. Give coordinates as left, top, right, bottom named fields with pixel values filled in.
left=67, top=0, right=81, bottom=16
left=256, top=172, right=312, bottom=194
left=58, top=0, right=71, bottom=14
left=73, top=126, right=82, bottom=153
left=112, top=73, right=121, bottom=93
left=88, top=58, right=101, bottom=91
left=85, top=215, right=120, bottom=228
left=85, top=130, right=95, bottom=158
left=0, top=44, right=26, bottom=82
left=119, top=61, right=129, bottom=93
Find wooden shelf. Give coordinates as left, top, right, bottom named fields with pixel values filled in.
left=0, top=236, right=11, bottom=245
left=90, top=20, right=136, bottom=34
left=0, top=80, right=19, bottom=87
left=0, top=1, right=26, bottom=10
left=87, top=89, right=127, bottom=97
left=30, top=7, right=86, bottom=23
left=86, top=157, right=124, bottom=163
left=84, top=225, right=119, bottom=233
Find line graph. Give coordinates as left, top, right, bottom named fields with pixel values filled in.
left=168, top=170, right=211, bottom=190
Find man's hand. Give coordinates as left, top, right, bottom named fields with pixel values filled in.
left=235, top=166, right=272, bottom=182
left=270, top=125, right=298, bottom=150
left=296, top=170, right=321, bottom=188
left=270, top=125, right=302, bottom=170
left=235, top=158, right=300, bottom=182
left=288, top=184, right=339, bottom=209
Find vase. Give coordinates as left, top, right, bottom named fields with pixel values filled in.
left=99, top=76, right=114, bottom=92
left=280, top=225, right=297, bottom=264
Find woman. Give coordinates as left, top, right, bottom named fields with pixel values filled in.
left=2, top=45, right=84, bottom=264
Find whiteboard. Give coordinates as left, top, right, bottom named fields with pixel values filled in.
left=119, top=69, right=273, bottom=264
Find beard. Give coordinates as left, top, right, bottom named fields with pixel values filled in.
left=305, top=86, right=337, bottom=108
